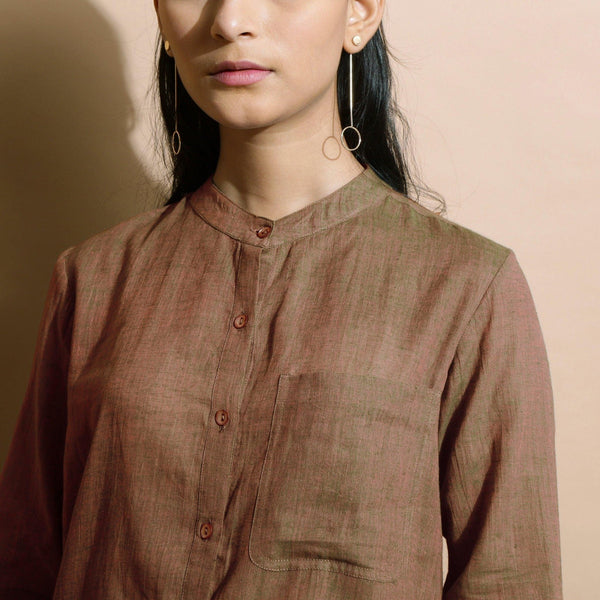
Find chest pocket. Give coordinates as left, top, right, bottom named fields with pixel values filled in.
left=248, top=371, right=439, bottom=583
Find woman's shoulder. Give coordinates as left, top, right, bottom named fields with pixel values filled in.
left=363, top=176, right=523, bottom=313
left=373, top=180, right=513, bottom=280
left=57, top=198, right=190, bottom=276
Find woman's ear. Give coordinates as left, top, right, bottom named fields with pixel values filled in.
left=154, top=0, right=173, bottom=56
left=153, top=0, right=163, bottom=36
left=344, top=0, right=385, bottom=53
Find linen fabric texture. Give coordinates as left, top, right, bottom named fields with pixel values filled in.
left=0, top=167, right=562, bottom=599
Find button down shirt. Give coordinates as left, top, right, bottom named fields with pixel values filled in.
left=0, top=166, right=562, bottom=599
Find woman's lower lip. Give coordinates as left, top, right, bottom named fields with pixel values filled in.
left=212, top=69, right=272, bottom=86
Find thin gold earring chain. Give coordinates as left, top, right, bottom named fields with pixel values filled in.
left=349, top=53, right=354, bottom=128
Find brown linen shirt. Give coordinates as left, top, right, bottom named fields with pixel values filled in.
left=0, top=166, right=562, bottom=599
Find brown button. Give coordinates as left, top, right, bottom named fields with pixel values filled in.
left=256, top=225, right=272, bottom=239
left=215, top=409, right=229, bottom=427
left=233, top=313, right=248, bottom=329
left=199, top=522, right=213, bottom=540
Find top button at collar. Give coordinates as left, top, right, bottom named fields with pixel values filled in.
left=256, top=225, right=272, bottom=239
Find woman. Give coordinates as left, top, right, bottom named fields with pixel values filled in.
left=0, top=0, right=562, bottom=598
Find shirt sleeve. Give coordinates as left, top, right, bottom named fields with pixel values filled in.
left=438, top=250, right=563, bottom=599
left=0, top=249, right=74, bottom=599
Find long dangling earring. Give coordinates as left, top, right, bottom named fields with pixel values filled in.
left=165, top=40, right=182, bottom=156
left=340, top=35, right=363, bottom=152
left=171, top=64, right=182, bottom=155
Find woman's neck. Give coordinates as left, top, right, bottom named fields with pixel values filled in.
left=212, top=124, right=365, bottom=221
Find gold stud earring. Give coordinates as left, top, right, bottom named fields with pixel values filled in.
left=352, top=35, right=362, bottom=47
left=164, top=39, right=171, bottom=53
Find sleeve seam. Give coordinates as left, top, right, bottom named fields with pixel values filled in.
left=440, top=247, right=514, bottom=430
left=54, top=246, right=76, bottom=370
left=453, top=248, right=514, bottom=373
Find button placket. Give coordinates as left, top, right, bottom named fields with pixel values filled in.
left=181, top=243, right=262, bottom=597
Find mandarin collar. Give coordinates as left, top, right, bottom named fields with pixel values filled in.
left=187, top=166, right=385, bottom=247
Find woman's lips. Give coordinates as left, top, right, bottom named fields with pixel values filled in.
left=211, top=69, right=272, bottom=86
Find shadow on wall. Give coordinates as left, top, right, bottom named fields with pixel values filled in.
left=0, top=1, right=167, bottom=466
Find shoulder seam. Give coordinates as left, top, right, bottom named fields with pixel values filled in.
left=452, top=249, right=514, bottom=385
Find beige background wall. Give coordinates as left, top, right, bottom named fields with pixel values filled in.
left=1, top=1, right=598, bottom=597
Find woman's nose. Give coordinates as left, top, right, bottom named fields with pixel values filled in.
left=210, top=0, right=256, bottom=42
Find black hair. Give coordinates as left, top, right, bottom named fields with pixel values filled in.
left=155, top=24, right=444, bottom=213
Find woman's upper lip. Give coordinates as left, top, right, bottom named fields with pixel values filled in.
left=210, top=60, right=270, bottom=74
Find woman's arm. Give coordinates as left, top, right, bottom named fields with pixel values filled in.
left=0, top=250, right=73, bottom=599
left=439, top=251, right=563, bottom=599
